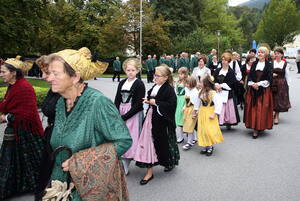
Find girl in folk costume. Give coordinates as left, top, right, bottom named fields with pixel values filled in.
left=134, top=65, right=179, bottom=185
left=175, top=67, right=189, bottom=143
left=114, top=58, right=146, bottom=175
left=197, top=76, right=224, bottom=156
left=272, top=48, right=291, bottom=125
left=182, top=76, right=200, bottom=150
left=214, top=52, right=240, bottom=129
left=244, top=46, right=273, bottom=139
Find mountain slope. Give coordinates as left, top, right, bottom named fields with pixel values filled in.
left=240, top=0, right=271, bottom=9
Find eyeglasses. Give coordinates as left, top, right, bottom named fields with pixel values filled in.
left=154, top=74, right=164, bottom=78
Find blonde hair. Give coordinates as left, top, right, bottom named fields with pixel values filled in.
left=155, top=65, right=174, bottom=87
left=221, top=52, right=232, bottom=63
left=258, top=46, right=269, bottom=57
left=122, top=58, right=142, bottom=72
left=186, top=76, right=197, bottom=88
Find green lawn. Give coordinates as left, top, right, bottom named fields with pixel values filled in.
left=0, top=78, right=49, bottom=88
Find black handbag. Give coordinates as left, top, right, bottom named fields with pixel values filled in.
left=40, top=146, right=75, bottom=201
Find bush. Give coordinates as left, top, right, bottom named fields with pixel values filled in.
left=0, top=86, right=48, bottom=108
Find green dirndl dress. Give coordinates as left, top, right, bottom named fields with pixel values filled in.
left=175, top=83, right=185, bottom=126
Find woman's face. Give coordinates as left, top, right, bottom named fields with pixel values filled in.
left=198, top=59, right=205, bottom=68
left=41, top=68, right=51, bottom=83
left=125, top=64, right=138, bottom=80
left=221, top=57, right=229, bottom=66
left=257, top=50, right=266, bottom=60
left=198, top=81, right=204, bottom=89
left=249, top=58, right=256, bottom=65
left=274, top=51, right=283, bottom=60
left=47, top=60, right=76, bottom=94
left=154, top=70, right=168, bottom=85
left=0, top=65, right=16, bottom=83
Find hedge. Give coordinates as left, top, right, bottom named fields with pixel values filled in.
left=0, top=87, right=49, bottom=108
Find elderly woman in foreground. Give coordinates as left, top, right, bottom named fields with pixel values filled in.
left=42, top=48, right=132, bottom=201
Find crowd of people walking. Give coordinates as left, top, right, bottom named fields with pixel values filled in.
left=0, top=45, right=295, bottom=200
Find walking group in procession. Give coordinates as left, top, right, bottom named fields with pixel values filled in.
left=0, top=45, right=294, bottom=200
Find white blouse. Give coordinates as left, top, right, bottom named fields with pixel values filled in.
left=216, top=68, right=231, bottom=90
left=121, top=78, right=137, bottom=90
left=191, top=66, right=211, bottom=81
left=185, top=87, right=200, bottom=111
left=273, top=60, right=290, bottom=85
left=248, top=61, right=270, bottom=88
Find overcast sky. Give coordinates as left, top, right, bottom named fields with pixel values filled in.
left=228, top=0, right=249, bottom=6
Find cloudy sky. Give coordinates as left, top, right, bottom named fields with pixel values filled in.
left=228, top=0, right=249, bottom=6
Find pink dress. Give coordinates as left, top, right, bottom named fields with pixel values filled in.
left=120, top=103, right=141, bottom=159
left=134, top=107, right=158, bottom=164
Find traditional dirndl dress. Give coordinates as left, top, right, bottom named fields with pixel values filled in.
left=183, top=98, right=196, bottom=133
left=134, top=107, right=158, bottom=167
left=119, top=90, right=143, bottom=159
left=272, top=63, right=291, bottom=112
left=197, top=91, right=224, bottom=147
left=175, top=83, right=185, bottom=126
left=244, top=71, right=273, bottom=131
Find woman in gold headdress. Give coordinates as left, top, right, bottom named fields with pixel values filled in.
left=0, top=57, right=45, bottom=200
left=43, top=47, right=132, bottom=201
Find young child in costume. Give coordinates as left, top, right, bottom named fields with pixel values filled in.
left=182, top=76, right=200, bottom=150
left=134, top=65, right=179, bottom=185
left=175, top=67, right=189, bottom=143
left=197, top=76, right=224, bottom=156
left=114, top=58, right=146, bottom=175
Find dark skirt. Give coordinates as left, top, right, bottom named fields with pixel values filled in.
left=272, top=78, right=291, bottom=112
left=0, top=126, right=45, bottom=200
left=244, top=87, right=273, bottom=131
left=136, top=122, right=180, bottom=169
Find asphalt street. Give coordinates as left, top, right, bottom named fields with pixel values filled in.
left=2, top=59, right=300, bottom=201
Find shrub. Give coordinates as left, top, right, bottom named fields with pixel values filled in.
left=0, top=87, right=48, bottom=108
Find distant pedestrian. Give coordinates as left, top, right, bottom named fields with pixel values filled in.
left=146, top=55, right=154, bottom=83
left=113, top=56, right=121, bottom=82
left=296, top=49, right=300, bottom=73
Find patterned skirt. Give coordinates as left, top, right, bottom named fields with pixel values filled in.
left=0, top=126, right=45, bottom=200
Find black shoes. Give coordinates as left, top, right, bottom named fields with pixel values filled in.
left=200, top=148, right=207, bottom=154
left=164, top=166, right=174, bottom=172
left=206, top=147, right=214, bottom=156
left=177, top=139, right=184, bottom=144
left=140, top=175, right=154, bottom=185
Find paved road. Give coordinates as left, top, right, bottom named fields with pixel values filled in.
left=3, top=59, right=300, bottom=201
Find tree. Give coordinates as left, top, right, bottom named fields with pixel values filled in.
left=123, top=0, right=171, bottom=57
left=255, top=0, right=300, bottom=48
left=230, top=6, right=262, bottom=50
left=150, top=0, right=204, bottom=37
left=0, top=0, right=44, bottom=56
left=200, top=0, right=244, bottom=53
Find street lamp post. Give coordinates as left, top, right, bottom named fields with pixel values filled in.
left=139, top=0, right=143, bottom=63
left=217, top=30, right=221, bottom=58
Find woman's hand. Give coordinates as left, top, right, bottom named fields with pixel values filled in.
left=0, top=114, right=6, bottom=123
left=209, top=113, right=216, bottom=120
left=62, top=157, right=73, bottom=172
left=143, top=98, right=156, bottom=105
left=273, top=73, right=278, bottom=77
left=252, top=83, right=259, bottom=90
left=215, top=84, right=222, bottom=92
left=240, top=80, right=244, bottom=84
left=192, top=111, right=198, bottom=119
